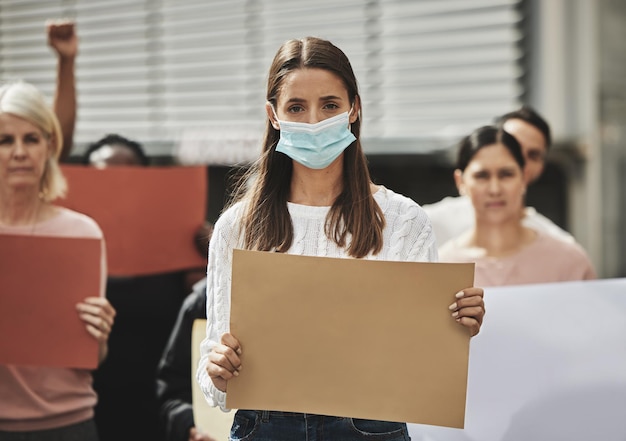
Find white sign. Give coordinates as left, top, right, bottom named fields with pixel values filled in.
left=409, top=278, right=626, bottom=441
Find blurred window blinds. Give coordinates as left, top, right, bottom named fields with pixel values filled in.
left=0, top=0, right=524, bottom=157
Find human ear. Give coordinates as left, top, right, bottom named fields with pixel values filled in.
left=349, top=95, right=361, bottom=124
left=453, top=169, right=465, bottom=196
left=265, top=102, right=280, bottom=130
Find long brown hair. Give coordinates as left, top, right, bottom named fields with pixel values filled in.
left=231, top=37, right=384, bottom=258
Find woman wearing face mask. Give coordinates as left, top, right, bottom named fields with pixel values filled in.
left=439, top=125, right=595, bottom=286
left=196, top=36, right=486, bottom=440
left=0, top=81, right=115, bottom=439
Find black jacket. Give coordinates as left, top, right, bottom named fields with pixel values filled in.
left=156, top=278, right=207, bottom=441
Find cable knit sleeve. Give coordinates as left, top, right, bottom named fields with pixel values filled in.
left=196, top=203, right=243, bottom=411
left=376, top=187, right=438, bottom=264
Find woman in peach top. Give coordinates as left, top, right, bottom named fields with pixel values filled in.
left=439, top=125, right=595, bottom=286
left=0, top=81, right=115, bottom=439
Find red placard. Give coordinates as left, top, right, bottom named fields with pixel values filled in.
left=59, top=165, right=207, bottom=276
left=0, top=235, right=101, bottom=368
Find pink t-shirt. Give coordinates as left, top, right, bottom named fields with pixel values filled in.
left=0, top=206, right=106, bottom=431
left=439, top=230, right=596, bottom=287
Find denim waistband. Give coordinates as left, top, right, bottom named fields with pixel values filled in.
left=250, top=410, right=346, bottom=422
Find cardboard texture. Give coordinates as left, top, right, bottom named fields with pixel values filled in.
left=192, top=319, right=235, bottom=440
left=0, top=234, right=101, bottom=368
left=59, top=165, right=207, bottom=276
left=226, top=250, right=474, bottom=428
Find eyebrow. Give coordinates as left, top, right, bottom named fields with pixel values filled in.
left=526, top=147, right=546, bottom=157
left=319, top=95, right=343, bottom=101
left=284, top=95, right=344, bottom=104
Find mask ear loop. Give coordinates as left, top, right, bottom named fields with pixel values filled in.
left=348, top=104, right=355, bottom=130
left=269, top=104, right=281, bottom=130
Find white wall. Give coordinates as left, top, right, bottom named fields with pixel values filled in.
left=525, top=0, right=626, bottom=277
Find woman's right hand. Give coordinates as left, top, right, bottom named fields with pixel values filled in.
left=207, top=332, right=242, bottom=392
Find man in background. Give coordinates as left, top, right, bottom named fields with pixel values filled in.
left=423, top=106, right=574, bottom=249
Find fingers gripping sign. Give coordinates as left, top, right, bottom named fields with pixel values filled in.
left=76, top=296, right=116, bottom=342
left=207, top=332, right=242, bottom=392
left=449, top=287, right=485, bottom=337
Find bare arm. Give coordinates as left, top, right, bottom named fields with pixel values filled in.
left=47, top=19, right=78, bottom=161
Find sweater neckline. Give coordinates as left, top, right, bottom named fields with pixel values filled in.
left=286, top=186, right=387, bottom=218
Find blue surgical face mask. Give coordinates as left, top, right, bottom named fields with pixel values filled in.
left=273, top=108, right=357, bottom=169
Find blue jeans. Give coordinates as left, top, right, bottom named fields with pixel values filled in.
left=230, top=410, right=411, bottom=441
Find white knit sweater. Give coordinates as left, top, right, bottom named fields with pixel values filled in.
left=196, top=185, right=437, bottom=410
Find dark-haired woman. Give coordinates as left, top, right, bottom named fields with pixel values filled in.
left=439, top=125, right=595, bottom=286
left=196, top=37, right=485, bottom=440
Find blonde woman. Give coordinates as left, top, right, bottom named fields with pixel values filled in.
left=0, top=81, right=115, bottom=439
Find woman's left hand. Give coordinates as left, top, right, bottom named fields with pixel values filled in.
left=449, top=287, right=485, bottom=337
left=76, top=297, right=116, bottom=362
